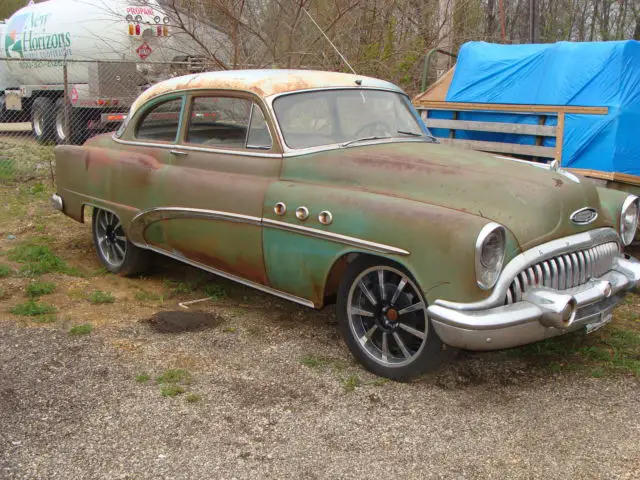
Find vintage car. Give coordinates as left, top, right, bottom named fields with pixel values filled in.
left=52, top=69, right=640, bottom=380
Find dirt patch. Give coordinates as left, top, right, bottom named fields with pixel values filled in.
left=144, top=310, right=222, bottom=333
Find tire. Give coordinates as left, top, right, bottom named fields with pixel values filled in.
left=54, top=98, right=89, bottom=145
left=31, top=97, right=55, bottom=144
left=337, top=257, right=445, bottom=381
left=92, top=208, right=150, bottom=276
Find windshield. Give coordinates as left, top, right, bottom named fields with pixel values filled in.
left=273, top=89, right=431, bottom=149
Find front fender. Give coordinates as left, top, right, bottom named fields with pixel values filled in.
left=262, top=181, right=517, bottom=306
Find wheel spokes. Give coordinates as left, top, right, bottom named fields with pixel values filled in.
left=351, top=307, right=375, bottom=317
left=358, top=280, right=378, bottom=306
left=398, top=301, right=425, bottom=316
left=392, top=331, right=411, bottom=358
left=398, top=322, right=426, bottom=340
left=381, top=332, right=390, bottom=362
left=359, top=324, right=378, bottom=345
left=390, top=277, right=407, bottom=305
left=378, top=270, right=386, bottom=300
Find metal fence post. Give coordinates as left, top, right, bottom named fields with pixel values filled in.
left=63, top=60, right=71, bottom=145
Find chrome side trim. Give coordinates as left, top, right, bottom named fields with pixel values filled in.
left=262, top=218, right=410, bottom=256
left=111, top=136, right=282, bottom=158
left=128, top=207, right=410, bottom=256
left=136, top=243, right=316, bottom=309
left=128, top=207, right=262, bottom=245
left=435, top=227, right=621, bottom=311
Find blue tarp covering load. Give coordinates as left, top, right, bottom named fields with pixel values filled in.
left=439, top=41, right=640, bottom=175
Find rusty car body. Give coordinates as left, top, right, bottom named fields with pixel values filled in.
left=52, top=69, right=640, bottom=380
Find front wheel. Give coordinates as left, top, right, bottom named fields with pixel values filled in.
left=92, top=208, right=150, bottom=276
left=337, top=257, right=444, bottom=381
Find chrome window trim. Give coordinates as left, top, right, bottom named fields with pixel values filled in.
left=111, top=136, right=282, bottom=158
left=435, top=227, right=621, bottom=311
left=126, top=207, right=410, bottom=257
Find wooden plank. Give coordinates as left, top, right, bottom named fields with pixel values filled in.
left=414, top=100, right=608, bottom=115
left=439, top=138, right=556, bottom=157
left=424, top=118, right=557, bottom=136
left=555, top=111, right=565, bottom=164
left=569, top=168, right=640, bottom=187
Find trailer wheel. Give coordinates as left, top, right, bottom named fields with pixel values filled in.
left=32, top=97, right=55, bottom=144
left=54, top=98, right=89, bottom=145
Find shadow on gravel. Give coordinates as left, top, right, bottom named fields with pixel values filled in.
left=144, top=311, right=222, bottom=333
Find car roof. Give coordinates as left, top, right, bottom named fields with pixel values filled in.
left=129, top=69, right=403, bottom=116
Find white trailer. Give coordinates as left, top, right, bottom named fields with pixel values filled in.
left=0, top=0, right=229, bottom=144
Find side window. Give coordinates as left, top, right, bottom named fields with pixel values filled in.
left=135, top=98, right=183, bottom=142
left=186, top=96, right=272, bottom=150
left=246, top=105, right=272, bottom=150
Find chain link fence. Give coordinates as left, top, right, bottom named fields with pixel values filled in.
left=0, top=57, right=219, bottom=182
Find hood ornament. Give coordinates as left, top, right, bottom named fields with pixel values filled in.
left=571, top=207, right=598, bottom=225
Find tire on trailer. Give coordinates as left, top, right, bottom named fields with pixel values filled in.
left=337, top=256, right=446, bottom=381
left=31, top=97, right=56, bottom=144
left=54, top=98, right=89, bottom=145
left=92, top=208, right=151, bottom=276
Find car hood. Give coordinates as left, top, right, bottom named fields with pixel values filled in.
left=280, top=141, right=611, bottom=250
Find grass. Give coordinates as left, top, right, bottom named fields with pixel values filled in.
left=202, top=284, right=227, bottom=301
left=32, top=314, right=57, bottom=324
left=69, top=324, right=93, bottom=335
left=26, top=281, right=56, bottom=298
left=160, top=385, right=185, bottom=397
left=222, top=326, right=237, bottom=333
left=343, top=374, right=361, bottom=393
left=300, top=354, right=328, bottom=369
left=134, top=290, right=165, bottom=303
left=7, top=243, right=81, bottom=277
left=0, top=140, right=55, bottom=184
left=9, top=299, right=56, bottom=317
left=0, top=263, right=12, bottom=277
left=135, top=373, right=150, bottom=383
left=508, top=324, right=640, bottom=377
left=156, top=369, right=192, bottom=385
left=88, top=290, right=115, bottom=304
left=185, top=393, right=201, bottom=403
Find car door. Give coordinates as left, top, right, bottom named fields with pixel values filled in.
left=159, top=92, right=281, bottom=285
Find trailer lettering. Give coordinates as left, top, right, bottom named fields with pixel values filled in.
left=5, top=12, right=72, bottom=59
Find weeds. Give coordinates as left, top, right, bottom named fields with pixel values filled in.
left=0, top=263, right=12, bottom=277
left=135, top=290, right=164, bottom=303
left=343, top=374, right=361, bottom=393
left=135, top=373, right=150, bottom=383
left=88, top=290, right=115, bottom=304
left=26, top=281, right=56, bottom=298
left=8, top=243, right=81, bottom=277
left=160, top=385, right=185, bottom=397
left=9, top=300, right=56, bottom=317
left=69, top=324, right=93, bottom=335
left=185, top=393, right=201, bottom=403
left=202, top=284, right=227, bottom=301
left=156, top=369, right=192, bottom=385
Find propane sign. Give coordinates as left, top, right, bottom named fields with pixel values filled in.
left=136, top=42, right=152, bottom=60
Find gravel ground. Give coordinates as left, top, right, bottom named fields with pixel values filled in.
left=1, top=303, right=639, bottom=480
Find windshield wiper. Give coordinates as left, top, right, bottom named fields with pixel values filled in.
left=340, top=135, right=390, bottom=148
left=397, top=130, right=439, bottom=143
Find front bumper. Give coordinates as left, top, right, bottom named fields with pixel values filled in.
left=428, top=255, right=640, bottom=350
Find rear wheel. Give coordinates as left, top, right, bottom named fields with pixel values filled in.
left=92, top=208, right=150, bottom=276
left=32, top=97, right=55, bottom=144
left=54, top=98, right=89, bottom=145
left=337, top=257, right=444, bottom=381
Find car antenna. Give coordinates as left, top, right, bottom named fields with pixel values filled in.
left=301, top=7, right=358, bottom=77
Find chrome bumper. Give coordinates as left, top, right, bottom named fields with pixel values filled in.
left=428, top=256, right=640, bottom=351
left=51, top=193, right=63, bottom=211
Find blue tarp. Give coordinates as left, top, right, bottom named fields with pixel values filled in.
left=438, top=41, right=640, bottom=175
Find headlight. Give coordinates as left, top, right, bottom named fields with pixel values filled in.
left=620, top=195, right=639, bottom=246
left=475, top=223, right=506, bottom=290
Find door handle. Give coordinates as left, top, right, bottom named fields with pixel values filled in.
left=169, top=150, right=188, bottom=156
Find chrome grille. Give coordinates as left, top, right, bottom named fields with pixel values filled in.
left=505, top=242, right=619, bottom=304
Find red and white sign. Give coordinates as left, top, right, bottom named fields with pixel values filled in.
left=136, top=42, right=153, bottom=60
left=70, top=86, right=78, bottom=104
